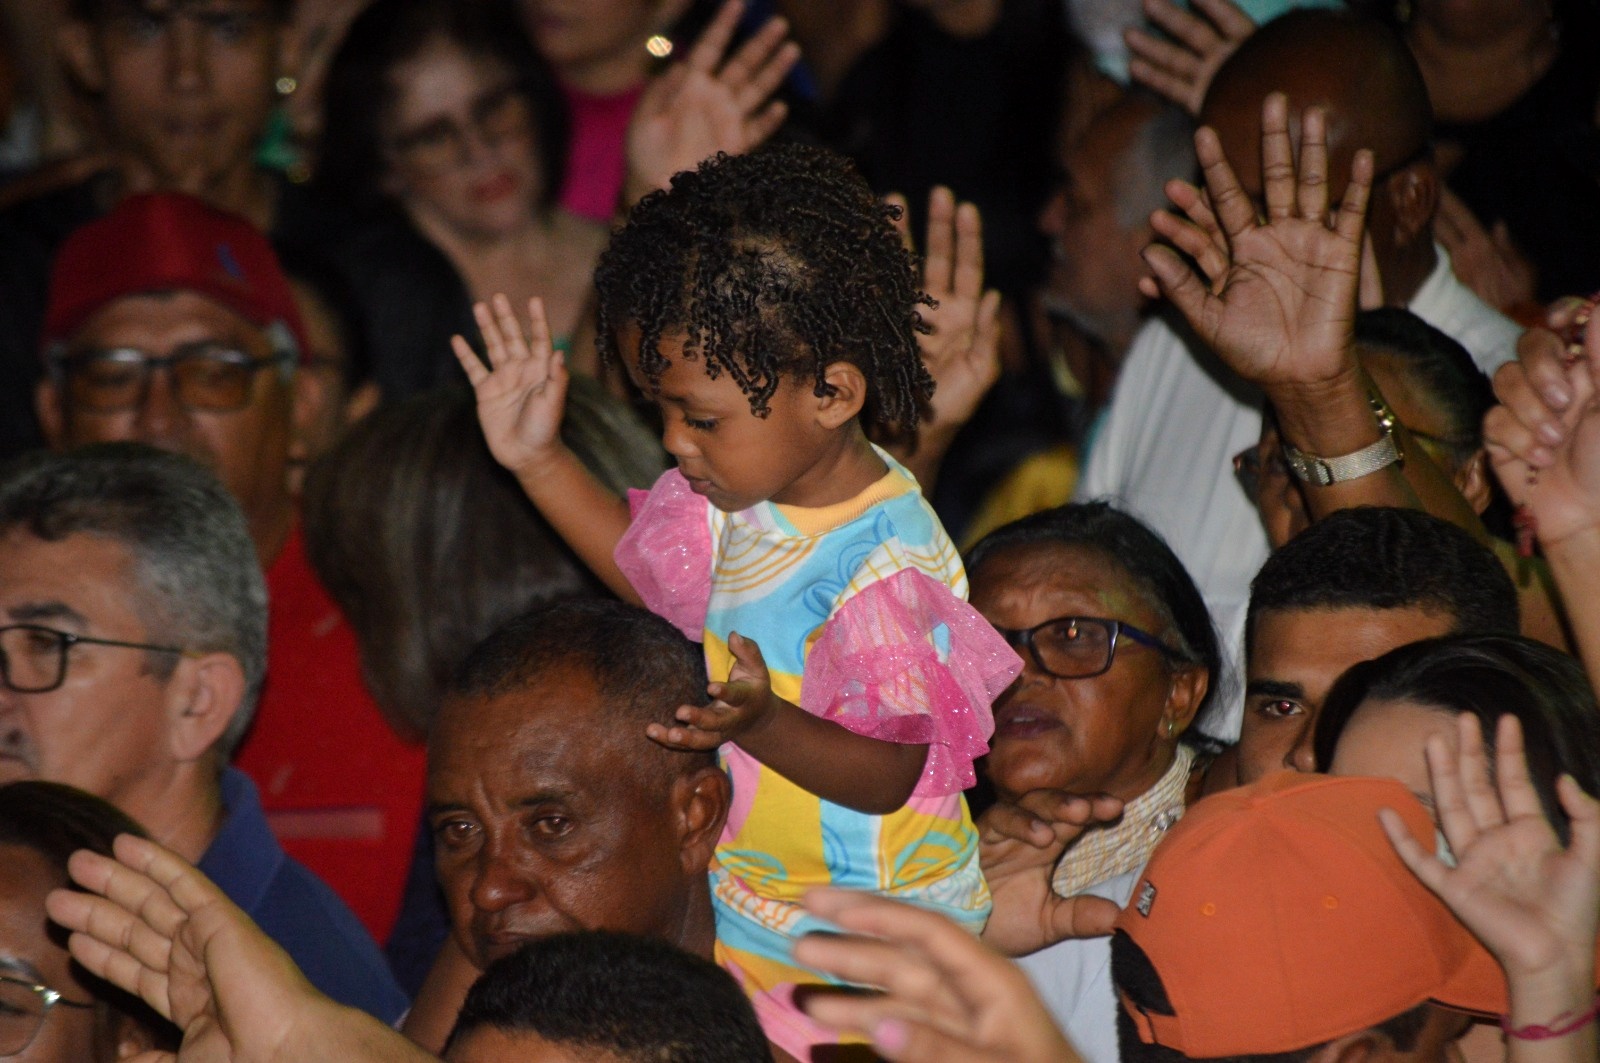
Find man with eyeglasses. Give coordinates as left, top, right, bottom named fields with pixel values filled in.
left=32, top=191, right=430, bottom=954
left=0, top=443, right=407, bottom=1023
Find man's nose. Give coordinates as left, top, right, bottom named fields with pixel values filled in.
left=468, top=838, right=536, bottom=915
left=133, top=366, right=186, bottom=440
left=1283, top=716, right=1318, bottom=773
left=165, top=18, right=213, bottom=94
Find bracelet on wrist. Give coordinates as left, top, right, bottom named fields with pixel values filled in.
left=1501, top=998, right=1600, bottom=1041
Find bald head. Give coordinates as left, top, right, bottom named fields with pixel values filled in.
left=1201, top=10, right=1439, bottom=302
left=1203, top=11, right=1430, bottom=194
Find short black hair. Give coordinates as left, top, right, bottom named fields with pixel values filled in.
left=1355, top=308, right=1493, bottom=471
left=966, top=502, right=1226, bottom=737
left=447, top=598, right=712, bottom=767
left=1110, top=932, right=1429, bottom=1063
left=594, top=143, right=936, bottom=438
left=1314, top=634, right=1600, bottom=843
left=1247, top=508, right=1518, bottom=655
left=445, top=931, right=771, bottom=1063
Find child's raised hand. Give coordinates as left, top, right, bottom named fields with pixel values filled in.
left=647, top=631, right=777, bottom=751
left=1380, top=713, right=1600, bottom=985
left=451, top=294, right=568, bottom=479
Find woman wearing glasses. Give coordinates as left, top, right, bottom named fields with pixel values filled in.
left=964, top=501, right=1224, bottom=1063
left=0, top=781, right=173, bottom=1061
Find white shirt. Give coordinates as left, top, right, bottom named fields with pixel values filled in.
left=1016, top=868, right=1144, bottom=1063
left=1074, top=246, right=1522, bottom=739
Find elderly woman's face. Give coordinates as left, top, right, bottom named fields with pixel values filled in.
left=972, top=543, right=1206, bottom=804
left=0, top=846, right=110, bottom=1061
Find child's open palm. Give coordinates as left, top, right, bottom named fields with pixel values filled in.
left=451, top=294, right=568, bottom=478
left=648, top=631, right=777, bottom=750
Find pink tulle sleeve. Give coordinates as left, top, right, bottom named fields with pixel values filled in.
left=613, top=470, right=713, bottom=641
left=800, top=568, right=1022, bottom=797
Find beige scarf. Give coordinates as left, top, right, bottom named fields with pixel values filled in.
left=1050, top=744, right=1195, bottom=897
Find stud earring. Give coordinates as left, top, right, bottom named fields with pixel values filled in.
left=1160, top=718, right=1177, bottom=739
left=275, top=75, right=298, bottom=97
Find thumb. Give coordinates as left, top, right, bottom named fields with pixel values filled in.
left=728, top=631, right=767, bottom=669
left=1049, top=893, right=1122, bottom=940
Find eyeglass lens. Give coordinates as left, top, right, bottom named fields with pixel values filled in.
left=0, top=626, right=69, bottom=693
left=392, top=85, right=530, bottom=171
left=0, top=979, right=56, bottom=1056
left=1029, top=618, right=1116, bottom=678
left=63, top=344, right=264, bottom=412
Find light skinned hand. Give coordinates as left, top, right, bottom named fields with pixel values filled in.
left=1434, top=186, right=1537, bottom=313
left=1485, top=307, right=1600, bottom=545
left=647, top=630, right=778, bottom=750
left=1379, top=713, right=1600, bottom=983
left=796, top=888, right=1083, bottom=1063
left=43, top=835, right=425, bottom=1063
left=887, top=187, right=1003, bottom=441
left=451, top=294, right=568, bottom=480
left=1140, top=94, right=1373, bottom=392
left=624, top=0, right=798, bottom=200
left=978, top=790, right=1126, bottom=956
left=1125, top=0, right=1256, bottom=116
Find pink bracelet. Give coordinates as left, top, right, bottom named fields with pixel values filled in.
left=1501, top=999, right=1600, bottom=1041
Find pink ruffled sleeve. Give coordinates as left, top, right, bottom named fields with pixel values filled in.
left=799, top=568, right=1022, bottom=797
left=613, top=469, right=713, bottom=641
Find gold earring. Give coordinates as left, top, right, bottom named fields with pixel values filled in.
left=275, top=75, right=298, bottom=97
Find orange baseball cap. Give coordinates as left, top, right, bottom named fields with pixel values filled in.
left=1112, top=771, right=1506, bottom=1057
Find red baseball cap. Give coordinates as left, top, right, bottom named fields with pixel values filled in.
left=1112, top=772, right=1509, bottom=1057
left=42, top=192, right=308, bottom=360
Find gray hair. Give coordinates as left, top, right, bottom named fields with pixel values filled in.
left=1114, top=97, right=1197, bottom=231
left=0, top=443, right=267, bottom=755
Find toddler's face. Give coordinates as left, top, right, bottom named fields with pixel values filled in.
left=618, top=330, right=839, bottom=512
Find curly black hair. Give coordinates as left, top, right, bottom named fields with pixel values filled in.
left=594, top=143, right=935, bottom=437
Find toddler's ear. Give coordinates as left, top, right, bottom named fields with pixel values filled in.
left=816, top=361, right=869, bottom=429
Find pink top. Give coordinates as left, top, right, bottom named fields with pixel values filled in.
left=558, top=81, right=645, bottom=222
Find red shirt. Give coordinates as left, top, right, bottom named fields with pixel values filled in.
left=235, top=523, right=428, bottom=943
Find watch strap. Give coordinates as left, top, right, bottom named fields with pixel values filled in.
left=1282, top=396, right=1403, bottom=487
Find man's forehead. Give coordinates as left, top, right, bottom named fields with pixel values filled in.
left=0, top=530, right=141, bottom=624
left=69, top=290, right=266, bottom=351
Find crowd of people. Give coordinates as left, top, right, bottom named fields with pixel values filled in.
left=0, top=0, right=1597, bottom=1061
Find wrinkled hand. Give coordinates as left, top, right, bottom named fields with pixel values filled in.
left=45, top=835, right=315, bottom=1063
left=625, top=0, right=798, bottom=200
left=1435, top=186, right=1537, bottom=313
left=1125, top=0, right=1255, bottom=117
left=978, top=790, right=1126, bottom=956
left=1485, top=303, right=1600, bottom=545
left=797, top=888, right=1084, bottom=1063
left=452, top=294, right=568, bottom=480
left=1380, top=714, right=1600, bottom=984
left=889, top=187, right=1003, bottom=439
left=1141, top=94, right=1372, bottom=391
left=647, top=631, right=777, bottom=750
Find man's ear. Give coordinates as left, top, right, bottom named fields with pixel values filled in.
left=1452, top=447, right=1492, bottom=516
left=35, top=378, right=67, bottom=448
left=1309, top=1030, right=1385, bottom=1063
left=1161, top=661, right=1210, bottom=738
left=1384, top=161, right=1438, bottom=247
left=166, top=653, right=248, bottom=763
left=815, top=361, right=869, bottom=430
left=343, top=380, right=381, bottom=426
left=673, top=764, right=731, bottom=874
left=59, top=20, right=106, bottom=94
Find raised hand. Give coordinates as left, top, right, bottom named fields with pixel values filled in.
left=796, top=888, right=1083, bottom=1063
left=452, top=294, right=568, bottom=480
left=1485, top=303, right=1600, bottom=546
left=1141, top=93, right=1373, bottom=392
left=978, top=790, right=1125, bottom=957
left=646, top=631, right=778, bottom=750
left=890, top=187, right=1003, bottom=439
left=624, top=0, right=799, bottom=203
left=1125, top=0, right=1256, bottom=117
left=1380, top=714, right=1600, bottom=989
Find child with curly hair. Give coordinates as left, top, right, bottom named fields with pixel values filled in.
left=454, top=143, right=1019, bottom=1057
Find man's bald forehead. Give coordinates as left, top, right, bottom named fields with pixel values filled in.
left=1202, top=10, right=1430, bottom=176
